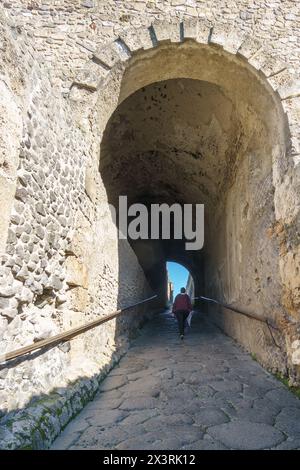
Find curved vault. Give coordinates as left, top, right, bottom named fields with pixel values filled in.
left=97, top=38, right=288, bottom=313
left=70, top=20, right=300, bottom=370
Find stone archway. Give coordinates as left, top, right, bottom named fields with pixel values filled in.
left=0, top=10, right=300, bottom=449
left=70, top=19, right=300, bottom=380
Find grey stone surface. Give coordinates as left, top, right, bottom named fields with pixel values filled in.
left=193, top=407, right=229, bottom=427
left=208, top=421, right=285, bottom=450
left=51, top=312, right=300, bottom=450
left=99, top=375, right=128, bottom=392
left=120, top=396, right=157, bottom=411
left=275, top=407, right=300, bottom=437
left=84, top=409, right=127, bottom=427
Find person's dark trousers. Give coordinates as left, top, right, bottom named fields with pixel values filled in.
left=175, top=310, right=189, bottom=336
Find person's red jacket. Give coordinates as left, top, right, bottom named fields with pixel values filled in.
left=172, top=293, right=192, bottom=313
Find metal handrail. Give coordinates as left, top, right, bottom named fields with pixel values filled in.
left=0, top=295, right=157, bottom=364
left=195, top=295, right=281, bottom=348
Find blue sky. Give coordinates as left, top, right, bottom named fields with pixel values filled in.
left=167, top=262, right=190, bottom=296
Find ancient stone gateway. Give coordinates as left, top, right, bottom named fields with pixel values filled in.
left=0, top=3, right=299, bottom=449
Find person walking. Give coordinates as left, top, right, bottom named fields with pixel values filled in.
left=172, top=287, right=192, bottom=340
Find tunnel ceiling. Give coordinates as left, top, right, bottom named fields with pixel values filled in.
left=100, top=76, right=276, bottom=293
left=100, top=78, right=251, bottom=209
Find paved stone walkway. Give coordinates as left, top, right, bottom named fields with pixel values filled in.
left=51, top=311, right=300, bottom=450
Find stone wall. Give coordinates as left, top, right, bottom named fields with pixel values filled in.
left=2, top=1, right=300, bottom=83
left=0, top=3, right=153, bottom=438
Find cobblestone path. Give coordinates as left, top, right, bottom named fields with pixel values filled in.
left=51, top=311, right=300, bottom=450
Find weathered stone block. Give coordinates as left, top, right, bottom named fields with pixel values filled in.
left=0, top=286, right=15, bottom=298
left=248, top=47, right=286, bottom=78
left=0, top=307, right=17, bottom=320
left=16, top=287, right=34, bottom=303
left=135, top=26, right=153, bottom=50
left=210, top=24, right=244, bottom=54
left=66, top=286, right=88, bottom=311
left=73, top=61, right=108, bottom=92
left=65, top=256, right=88, bottom=288
left=152, top=21, right=181, bottom=44
left=238, top=35, right=262, bottom=59
left=267, top=68, right=293, bottom=91
left=278, top=79, right=300, bottom=100
left=14, top=187, right=28, bottom=202
left=183, top=18, right=198, bottom=41
left=15, top=265, right=29, bottom=282
left=35, top=203, right=46, bottom=216
left=10, top=213, right=20, bottom=225
left=260, top=56, right=286, bottom=78
left=36, top=226, right=45, bottom=240
left=93, top=43, right=122, bottom=68
left=119, top=29, right=143, bottom=53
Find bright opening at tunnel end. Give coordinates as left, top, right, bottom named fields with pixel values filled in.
left=103, top=196, right=204, bottom=250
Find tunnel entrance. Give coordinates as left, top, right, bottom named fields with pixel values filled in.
left=96, top=39, right=295, bottom=372
left=166, top=261, right=195, bottom=306
left=100, top=72, right=282, bottom=310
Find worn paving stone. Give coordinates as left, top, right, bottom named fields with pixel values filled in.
left=97, top=389, right=123, bottom=400
left=183, top=438, right=228, bottom=450
left=162, top=383, right=197, bottom=401
left=51, top=312, right=300, bottom=450
left=194, top=385, right=216, bottom=399
left=272, top=437, right=300, bottom=450
left=127, top=367, right=161, bottom=381
left=119, top=410, right=158, bottom=427
left=252, top=396, right=282, bottom=414
left=51, top=430, right=82, bottom=450
left=120, top=397, right=158, bottom=411
left=242, top=383, right=273, bottom=400
left=84, top=409, right=128, bottom=427
left=83, top=396, right=124, bottom=410
left=208, top=421, right=285, bottom=449
left=274, top=407, right=300, bottom=437
left=170, top=424, right=205, bottom=443
left=140, top=413, right=195, bottom=432
left=265, top=388, right=300, bottom=409
left=209, top=379, right=242, bottom=393
left=152, top=437, right=187, bottom=450
left=74, top=426, right=130, bottom=449
left=161, top=399, right=198, bottom=415
left=116, top=434, right=162, bottom=450
left=193, top=407, right=230, bottom=427
left=121, top=376, right=161, bottom=398
left=99, top=375, right=128, bottom=392
left=230, top=405, right=277, bottom=425
left=183, top=398, right=229, bottom=416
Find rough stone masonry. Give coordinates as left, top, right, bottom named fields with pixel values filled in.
left=0, top=0, right=299, bottom=449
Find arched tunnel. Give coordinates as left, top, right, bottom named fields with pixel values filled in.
left=100, top=72, right=283, bottom=321
left=100, top=79, right=220, bottom=303
left=94, top=38, right=294, bottom=370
